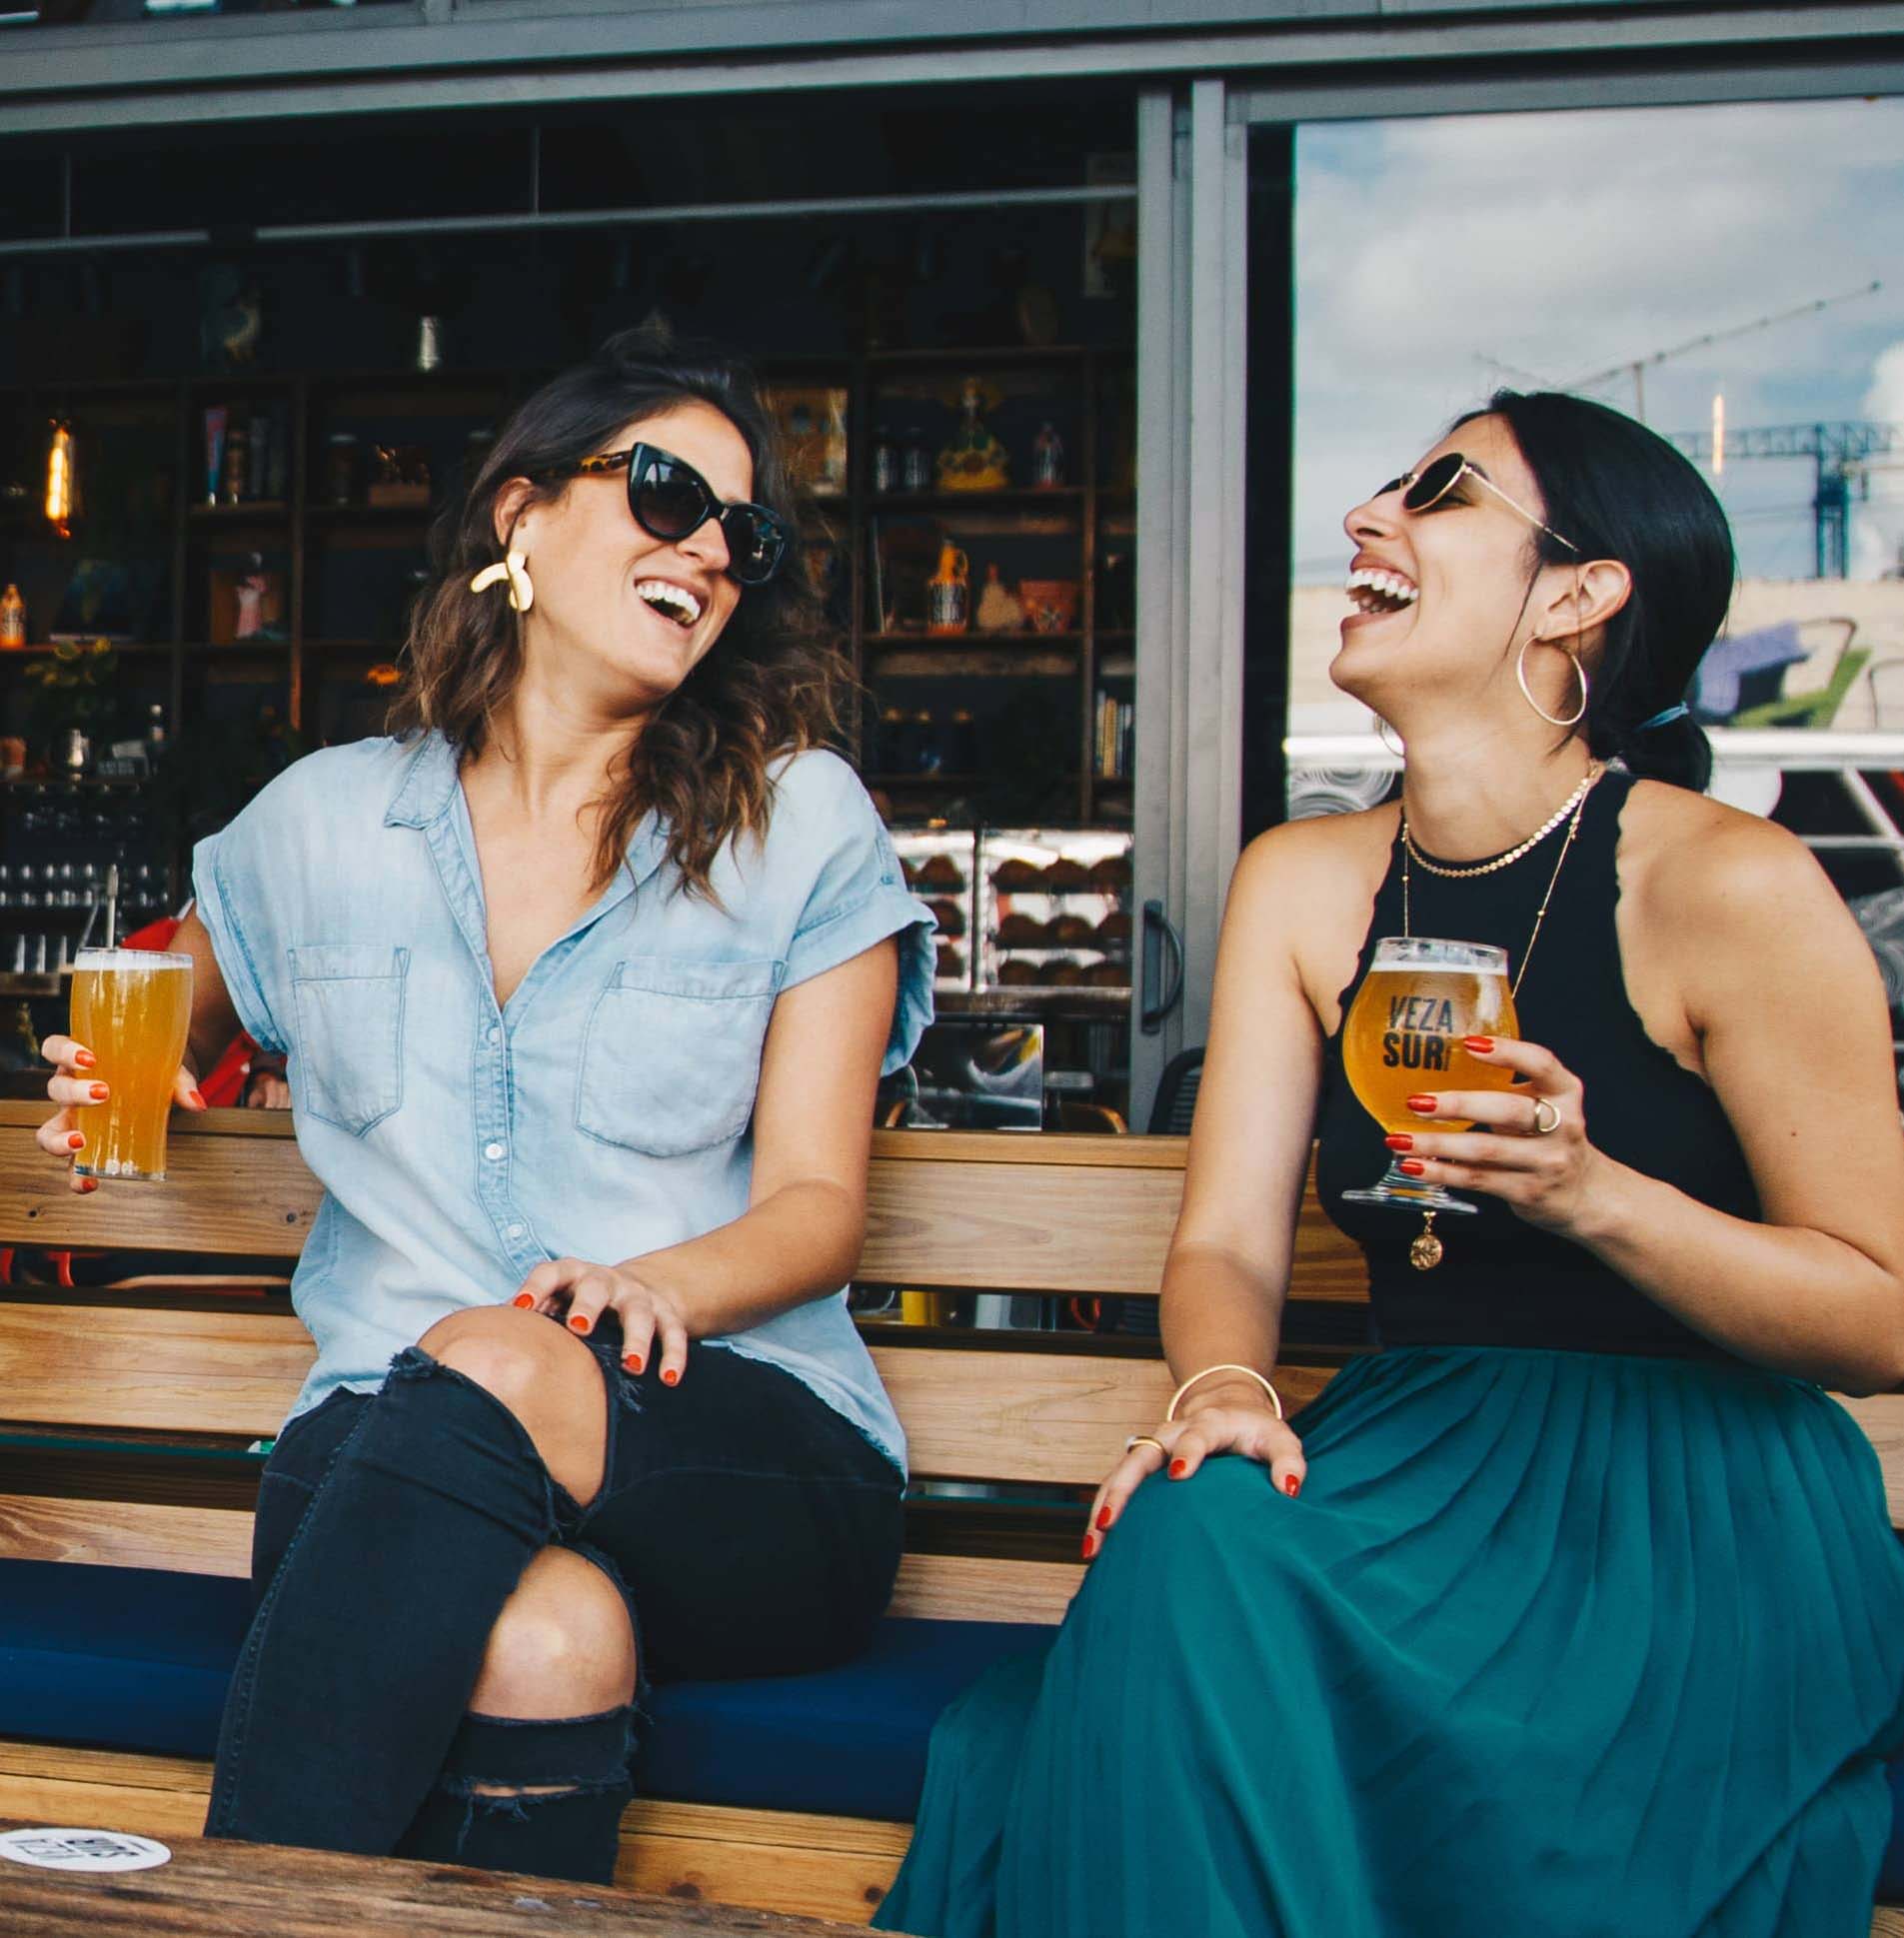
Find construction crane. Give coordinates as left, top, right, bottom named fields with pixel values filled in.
left=1566, top=283, right=1883, bottom=422
left=1666, top=421, right=1904, bottom=578
left=1481, top=283, right=1884, bottom=423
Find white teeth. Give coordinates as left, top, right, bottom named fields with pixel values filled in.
left=1344, top=567, right=1419, bottom=612
left=635, top=579, right=704, bottom=628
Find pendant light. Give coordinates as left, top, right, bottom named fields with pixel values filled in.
left=44, top=420, right=74, bottom=538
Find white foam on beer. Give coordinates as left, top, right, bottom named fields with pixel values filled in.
left=75, top=949, right=192, bottom=973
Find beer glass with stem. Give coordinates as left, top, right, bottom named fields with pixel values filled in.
left=1340, top=937, right=1520, bottom=1217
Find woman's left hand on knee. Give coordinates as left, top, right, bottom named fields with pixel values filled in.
left=1394, top=1035, right=1611, bottom=1233
left=510, top=1257, right=691, bottom=1384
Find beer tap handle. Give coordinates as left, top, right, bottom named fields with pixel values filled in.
left=103, top=865, right=119, bottom=953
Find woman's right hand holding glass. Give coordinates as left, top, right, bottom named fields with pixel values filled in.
left=1084, top=1376, right=1306, bottom=1560
left=36, top=1032, right=205, bottom=1194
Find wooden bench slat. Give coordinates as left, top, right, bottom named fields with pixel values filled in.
left=0, top=1741, right=910, bottom=1926
left=868, top=1346, right=1335, bottom=1485
left=0, top=1121, right=317, bottom=1259
left=889, top=1553, right=1079, bottom=1625
left=0, top=1495, right=253, bottom=1577
left=0, top=1304, right=310, bottom=1438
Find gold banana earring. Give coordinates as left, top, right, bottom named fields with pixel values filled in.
left=470, top=551, right=534, bottom=614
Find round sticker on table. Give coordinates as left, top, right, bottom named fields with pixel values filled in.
left=0, top=1828, right=171, bottom=1873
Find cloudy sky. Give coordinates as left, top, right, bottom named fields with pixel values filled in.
left=1292, top=96, right=1904, bottom=586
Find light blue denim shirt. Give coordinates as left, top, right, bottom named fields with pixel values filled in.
left=193, top=732, right=935, bottom=1469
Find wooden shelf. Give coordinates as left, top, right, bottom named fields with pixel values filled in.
left=187, top=503, right=289, bottom=523
left=0, top=643, right=170, bottom=661
left=868, top=345, right=1127, bottom=370
left=936, top=987, right=1132, bottom=1016
left=869, top=489, right=1084, bottom=513
left=866, top=632, right=1084, bottom=649
left=304, top=504, right=437, bottom=527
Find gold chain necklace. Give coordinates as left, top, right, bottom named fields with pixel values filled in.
left=1395, top=763, right=1602, bottom=1268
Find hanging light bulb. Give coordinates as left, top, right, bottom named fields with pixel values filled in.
left=44, top=421, right=74, bottom=538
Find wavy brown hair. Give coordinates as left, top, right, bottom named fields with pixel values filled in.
left=390, top=328, right=852, bottom=900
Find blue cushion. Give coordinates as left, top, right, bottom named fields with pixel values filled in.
left=640, top=1619, right=1053, bottom=1821
left=0, top=1559, right=252, bottom=1759
left=0, top=1560, right=1048, bottom=1822
left=1, top=1556, right=1897, bottom=1868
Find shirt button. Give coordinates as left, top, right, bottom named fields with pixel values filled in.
left=484, top=1141, right=507, bottom=1162
left=487, top=1026, right=501, bottom=1046
left=507, top=1222, right=526, bottom=1240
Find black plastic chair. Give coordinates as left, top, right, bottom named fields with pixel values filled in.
left=1146, top=1046, right=1205, bottom=1136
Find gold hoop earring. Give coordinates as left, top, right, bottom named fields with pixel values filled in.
left=471, top=550, right=534, bottom=614
left=1515, top=636, right=1587, bottom=729
left=1373, top=715, right=1405, bottom=761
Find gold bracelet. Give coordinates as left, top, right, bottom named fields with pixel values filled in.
left=1165, top=1363, right=1283, bottom=1422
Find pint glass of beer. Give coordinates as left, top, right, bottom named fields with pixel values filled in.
left=1340, top=937, right=1519, bottom=1215
left=70, top=948, right=193, bottom=1182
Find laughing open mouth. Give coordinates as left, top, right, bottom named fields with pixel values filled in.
left=635, top=579, right=705, bottom=630
left=1345, top=567, right=1419, bottom=617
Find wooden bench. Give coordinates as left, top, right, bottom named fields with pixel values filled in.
left=0, top=1099, right=1898, bottom=1929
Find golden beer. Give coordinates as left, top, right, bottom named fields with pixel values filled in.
left=70, top=948, right=193, bottom=1181
left=1341, top=938, right=1517, bottom=1214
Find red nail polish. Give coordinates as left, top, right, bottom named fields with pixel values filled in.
left=661, top=1368, right=680, bottom=1387
left=67, top=1132, right=84, bottom=1151
left=1384, top=1133, right=1413, bottom=1151
left=73, top=1050, right=96, bottom=1069
left=87, top=1082, right=108, bottom=1102
left=1081, top=1534, right=1096, bottom=1560
left=79, top=1177, right=97, bottom=1194
left=1397, top=1158, right=1426, bottom=1176
left=1094, top=1505, right=1112, bottom=1531
left=1284, top=1474, right=1301, bottom=1498
left=1168, top=1459, right=1187, bottom=1478
left=1406, top=1093, right=1436, bottom=1114
left=568, top=1315, right=592, bottom=1334
left=187, top=1089, right=208, bottom=1110
left=512, top=1293, right=536, bottom=1309
left=1463, top=1036, right=1494, bottom=1054
left=623, top=1354, right=644, bottom=1374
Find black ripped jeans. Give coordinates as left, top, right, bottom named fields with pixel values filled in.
left=207, top=1330, right=905, bottom=1882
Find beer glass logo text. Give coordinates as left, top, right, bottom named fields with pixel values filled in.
left=1380, top=994, right=1455, bottom=1071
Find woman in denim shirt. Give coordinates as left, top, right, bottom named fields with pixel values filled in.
left=37, top=331, right=936, bottom=1884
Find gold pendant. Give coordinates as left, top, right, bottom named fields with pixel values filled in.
left=1409, top=1211, right=1443, bottom=1271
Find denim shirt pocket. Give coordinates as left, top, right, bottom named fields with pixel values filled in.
left=287, top=943, right=409, bottom=1136
left=576, top=957, right=785, bottom=1158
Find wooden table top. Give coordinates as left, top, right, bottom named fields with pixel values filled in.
left=0, top=1821, right=902, bottom=1937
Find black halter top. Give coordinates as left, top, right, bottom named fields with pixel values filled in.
left=1314, top=771, right=1759, bottom=1358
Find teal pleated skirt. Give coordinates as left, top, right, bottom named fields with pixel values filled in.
left=874, top=1347, right=1904, bottom=1938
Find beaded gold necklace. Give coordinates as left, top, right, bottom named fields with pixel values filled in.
left=1400, top=763, right=1603, bottom=1002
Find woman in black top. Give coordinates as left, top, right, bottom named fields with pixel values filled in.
left=875, top=392, right=1904, bottom=1938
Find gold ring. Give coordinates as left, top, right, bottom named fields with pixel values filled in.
left=1532, top=1096, right=1563, bottom=1135
left=1124, top=1434, right=1168, bottom=1458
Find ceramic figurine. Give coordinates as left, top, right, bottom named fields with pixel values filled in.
left=974, top=563, right=1023, bottom=633
left=937, top=378, right=1010, bottom=494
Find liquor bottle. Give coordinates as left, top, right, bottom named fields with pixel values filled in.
left=873, top=426, right=900, bottom=496
left=926, top=543, right=970, bottom=636
left=0, top=585, right=24, bottom=649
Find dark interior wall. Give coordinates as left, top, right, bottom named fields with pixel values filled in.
left=0, top=89, right=1137, bottom=387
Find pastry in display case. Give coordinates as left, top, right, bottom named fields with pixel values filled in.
left=892, top=827, right=975, bottom=994
left=978, top=828, right=1133, bottom=994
